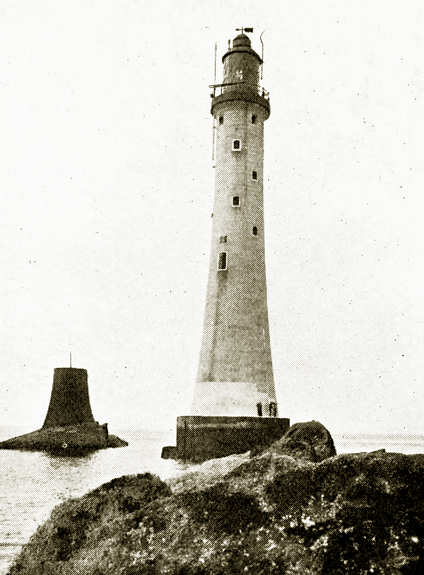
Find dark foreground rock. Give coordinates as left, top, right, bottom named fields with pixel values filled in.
left=255, top=420, right=337, bottom=462
left=0, top=423, right=128, bottom=454
left=8, top=447, right=424, bottom=574
left=106, top=434, right=128, bottom=448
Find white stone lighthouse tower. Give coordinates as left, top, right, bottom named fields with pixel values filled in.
left=162, top=30, right=288, bottom=462
left=192, top=31, right=277, bottom=418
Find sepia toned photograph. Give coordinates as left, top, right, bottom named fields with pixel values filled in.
left=1, top=1, right=424, bottom=573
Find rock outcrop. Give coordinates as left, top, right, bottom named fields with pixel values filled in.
left=255, top=420, right=337, bottom=462
left=0, top=423, right=128, bottom=454
left=8, top=444, right=424, bottom=574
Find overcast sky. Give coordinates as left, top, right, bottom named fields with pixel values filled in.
left=1, top=0, right=423, bottom=435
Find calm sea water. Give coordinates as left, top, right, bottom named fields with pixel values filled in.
left=0, top=426, right=423, bottom=574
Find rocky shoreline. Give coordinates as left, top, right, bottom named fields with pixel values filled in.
left=0, top=423, right=128, bottom=454
left=7, top=422, right=424, bottom=574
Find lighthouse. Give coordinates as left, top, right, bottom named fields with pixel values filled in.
left=163, top=29, right=289, bottom=462
left=193, top=31, right=276, bottom=418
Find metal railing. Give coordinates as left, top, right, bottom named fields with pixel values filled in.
left=209, top=81, right=269, bottom=100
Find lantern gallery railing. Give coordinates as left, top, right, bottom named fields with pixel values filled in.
left=209, top=81, right=269, bottom=99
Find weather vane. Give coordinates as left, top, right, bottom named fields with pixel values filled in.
left=236, top=27, right=253, bottom=34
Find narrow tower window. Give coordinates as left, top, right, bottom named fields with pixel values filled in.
left=217, top=252, right=227, bottom=271
left=252, top=170, right=257, bottom=180
left=232, top=139, right=241, bottom=151
left=251, top=114, right=257, bottom=124
left=252, top=226, right=258, bottom=236
left=219, top=115, right=224, bottom=125
left=232, top=196, right=240, bottom=207
left=256, top=402, right=263, bottom=416
left=219, top=235, right=227, bottom=243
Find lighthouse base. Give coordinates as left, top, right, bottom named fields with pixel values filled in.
left=162, top=415, right=290, bottom=463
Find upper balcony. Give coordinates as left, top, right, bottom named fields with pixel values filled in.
left=210, top=81, right=270, bottom=119
left=210, top=81, right=269, bottom=99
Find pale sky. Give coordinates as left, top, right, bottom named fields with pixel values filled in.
left=1, top=1, right=424, bottom=435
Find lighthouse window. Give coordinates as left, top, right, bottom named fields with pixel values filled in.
left=251, top=114, right=257, bottom=124
left=252, top=170, right=257, bottom=180
left=219, top=235, right=227, bottom=243
left=232, top=139, right=241, bottom=151
left=218, top=252, right=227, bottom=271
left=232, top=196, right=240, bottom=207
left=252, top=226, right=258, bottom=236
left=219, top=115, right=224, bottom=125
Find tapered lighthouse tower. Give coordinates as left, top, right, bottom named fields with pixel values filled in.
left=193, top=31, right=277, bottom=417
left=162, top=30, right=289, bottom=462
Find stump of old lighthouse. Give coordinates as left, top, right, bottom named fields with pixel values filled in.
left=0, top=365, right=127, bottom=454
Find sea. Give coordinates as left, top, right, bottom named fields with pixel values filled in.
left=0, top=426, right=423, bottom=574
